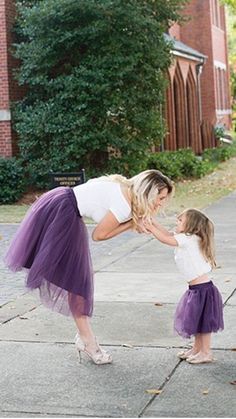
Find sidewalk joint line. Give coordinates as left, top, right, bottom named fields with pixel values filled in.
left=138, top=360, right=182, bottom=417
left=223, top=287, right=236, bottom=306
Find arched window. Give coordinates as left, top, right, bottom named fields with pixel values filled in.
left=186, top=66, right=202, bottom=154
left=173, top=62, right=187, bottom=149
left=164, top=71, right=176, bottom=150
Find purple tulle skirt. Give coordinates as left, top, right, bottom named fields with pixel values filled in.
left=174, top=281, right=224, bottom=338
left=5, top=187, right=94, bottom=317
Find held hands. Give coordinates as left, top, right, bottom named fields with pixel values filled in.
left=136, top=217, right=155, bottom=234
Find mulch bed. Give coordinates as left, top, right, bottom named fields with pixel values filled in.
left=16, top=190, right=45, bottom=205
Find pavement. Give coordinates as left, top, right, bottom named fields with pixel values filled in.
left=0, top=191, right=236, bottom=418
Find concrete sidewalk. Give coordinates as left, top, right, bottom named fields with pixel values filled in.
left=0, top=192, right=235, bottom=418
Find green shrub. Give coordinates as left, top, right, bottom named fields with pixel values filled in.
left=146, top=150, right=181, bottom=179
left=146, top=148, right=214, bottom=180
left=0, top=158, right=26, bottom=204
left=202, top=145, right=233, bottom=163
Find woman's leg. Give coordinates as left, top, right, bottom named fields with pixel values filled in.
left=68, top=292, right=112, bottom=364
left=74, top=314, right=96, bottom=345
left=73, top=314, right=112, bottom=364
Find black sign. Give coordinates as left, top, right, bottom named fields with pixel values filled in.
left=50, top=169, right=86, bottom=188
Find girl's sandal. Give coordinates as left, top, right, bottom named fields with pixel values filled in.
left=186, top=356, right=215, bottom=364
left=177, top=349, right=194, bottom=360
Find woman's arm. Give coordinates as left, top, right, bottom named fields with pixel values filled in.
left=92, top=211, right=133, bottom=241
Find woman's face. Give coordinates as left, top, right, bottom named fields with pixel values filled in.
left=152, top=187, right=169, bottom=211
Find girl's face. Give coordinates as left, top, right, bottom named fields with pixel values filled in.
left=176, top=213, right=187, bottom=233
left=152, top=187, right=169, bottom=211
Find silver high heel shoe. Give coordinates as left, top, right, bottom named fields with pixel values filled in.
left=75, top=333, right=113, bottom=365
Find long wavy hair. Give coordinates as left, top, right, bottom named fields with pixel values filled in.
left=179, top=208, right=217, bottom=268
left=99, top=170, right=173, bottom=229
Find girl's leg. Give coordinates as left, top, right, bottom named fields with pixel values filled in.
left=187, top=333, right=213, bottom=363
left=199, top=333, right=212, bottom=356
left=178, top=334, right=201, bottom=359
left=192, top=334, right=201, bottom=354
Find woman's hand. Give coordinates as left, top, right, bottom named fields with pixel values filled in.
left=142, top=218, right=155, bottom=234
left=136, top=217, right=152, bottom=234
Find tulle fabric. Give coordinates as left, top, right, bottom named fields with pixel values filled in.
left=174, top=281, right=224, bottom=338
left=5, top=187, right=94, bottom=317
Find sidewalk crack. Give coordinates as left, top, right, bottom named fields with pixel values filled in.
left=138, top=360, right=182, bottom=418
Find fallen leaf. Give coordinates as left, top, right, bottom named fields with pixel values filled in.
left=230, top=381, right=236, bottom=385
left=154, top=302, right=163, bottom=306
left=146, top=389, right=162, bottom=395
left=224, top=278, right=231, bottom=282
left=202, top=389, right=209, bottom=395
left=122, top=343, right=133, bottom=348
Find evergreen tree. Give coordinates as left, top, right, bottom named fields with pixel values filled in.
left=14, top=0, right=187, bottom=187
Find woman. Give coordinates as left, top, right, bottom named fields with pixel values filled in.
left=5, top=169, right=173, bottom=365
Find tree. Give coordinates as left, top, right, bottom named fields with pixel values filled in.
left=13, top=0, right=188, bottom=187
left=222, top=0, right=236, bottom=11
left=225, top=4, right=236, bottom=130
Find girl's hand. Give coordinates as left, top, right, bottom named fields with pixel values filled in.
left=142, top=218, right=155, bottom=233
left=136, top=218, right=151, bottom=234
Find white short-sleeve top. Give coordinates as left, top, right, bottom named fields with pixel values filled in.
left=73, top=179, right=131, bottom=223
left=174, top=233, right=211, bottom=282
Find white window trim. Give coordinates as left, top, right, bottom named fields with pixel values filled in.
left=171, top=50, right=205, bottom=63
left=0, top=110, right=11, bottom=121
left=216, top=109, right=232, bottom=115
left=214, top=60, right=226, bottom=70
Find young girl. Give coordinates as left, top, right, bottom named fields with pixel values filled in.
left=143, top=208, right=224, bottom=364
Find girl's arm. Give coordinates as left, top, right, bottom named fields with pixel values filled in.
left=144, top=220, right=178, bottom=247
left=92, top=211, right=133, bottom=241
left=151, top=218, right=174, bottom=236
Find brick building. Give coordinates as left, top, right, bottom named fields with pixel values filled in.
left=0, top=0, right=21, bottom=157
left=166, top=0, right=231, bottom=153
left=0, top=0, right=232, bottom=157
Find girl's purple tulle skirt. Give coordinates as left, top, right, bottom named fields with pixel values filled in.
left=5, top=187, right=94, bottom=317
left=174, top=281, right=224, bottom=338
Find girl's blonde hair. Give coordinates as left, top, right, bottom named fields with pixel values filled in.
left=99, top=170, right=173, bottom=228
left=179, top=208, right=217, bottom=268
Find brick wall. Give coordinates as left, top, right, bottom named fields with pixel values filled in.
left=0, top=0, right=22, bottom=157
left=179, top=0, right=231, bottom=128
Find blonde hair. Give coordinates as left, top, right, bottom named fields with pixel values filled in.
left=99, top=170, right=173, bottom=228
left=179, top=208, right=216, bottom=268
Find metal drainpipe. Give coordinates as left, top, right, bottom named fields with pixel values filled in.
left=196, top=60, right=205, bottom=123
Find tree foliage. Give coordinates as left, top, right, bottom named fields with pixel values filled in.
left=13, top=0, right=188, bottom=186
left=222, top=0, right=236, bottom=11
left=226, top=6, right=236, bottom=128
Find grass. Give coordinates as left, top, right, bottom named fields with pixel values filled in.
left=0, top=156, right=236, bottom=223
left=166, top=156, right=236, bottom=215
